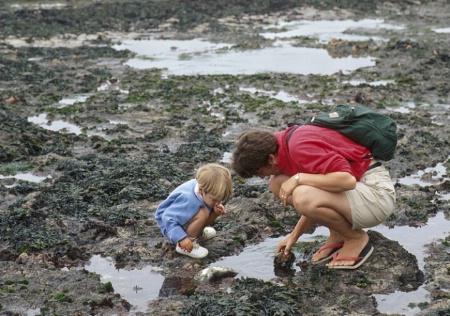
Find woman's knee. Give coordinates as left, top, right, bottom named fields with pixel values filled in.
left=292, top=186, right=316, bottom=213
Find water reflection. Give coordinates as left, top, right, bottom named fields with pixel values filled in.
left=58, top=94, right=91, bottom=107
left=158, top=276, right=195, bottom=297
left=0, top=172, right=50, bottom=184
left=343, top=79, right=395, bottom=86
left=111, top=18, right=411, bottom=76
left=239, top=87, right=310, bottom=104
left=210, top=236, right=301, bottom=281
left=260, top=18, right=405, bottom=43
left=114, top=41, right=375, bottom=76
left=396, top=156, right=450, bottom=188
left=433, top=27, right=450, bottom=33
left=27, top=113, right=82, bottom=135
left=84, top=255, right=165, bottom=314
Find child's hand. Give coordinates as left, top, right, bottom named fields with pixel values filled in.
left=212, top=204, right=226, bottom=216
left=178, top=237, right=193, bottom=252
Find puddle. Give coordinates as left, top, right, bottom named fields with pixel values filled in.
left=112, top=19, right=404, bottom=77
left=239, top=87, right=310, bottom=104
left=387, top=101, right=416, bottom=114
left=108, top=18, right=409, bottom=77
left=114, top=39, right=375, bottom=76
left=220, top=152, right=232, bottom=164
left=27, top=113, right=82, bottom=135
left=0, top=172, right=50, bottom=183
left=0, top=172, right=52, bottom=188
left=210, top=236, right=301, bottom=281
left=27, top=309, right=40, bottom=316
left=343, top=79, right=395, bottom=86
left=58, top=94, right=91, bottom=107
left=84, top=255, right=165, bottom=314
left=396, top=155, right=450, bottom=187
left=98, top=79, right=129, bottom=94
left=27, top=112, right=129, bottom=140
left=433, top=27, right=450, bottom=33
left=261, top=18, right=405, bottom=43
left=9, top=3, right=67, bottom=10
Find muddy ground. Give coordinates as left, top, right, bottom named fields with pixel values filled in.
left=0, top=0, right=449, bottom=315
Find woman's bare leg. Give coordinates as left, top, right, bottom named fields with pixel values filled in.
left=292, top=185, right=369, bottom=267
left=270, top=175, right=345, bottom=261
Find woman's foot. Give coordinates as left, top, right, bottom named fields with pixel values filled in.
left=311, top=242, right=344, bottom=264
left=311, top=231, right=344, bottom=263
left=326, top=232, right=371, bottom=269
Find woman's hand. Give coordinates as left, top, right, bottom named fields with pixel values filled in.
left=278, top=176, right=298, bottom=206
left=276, top=216, right=312, bottom=254
left=276, top=234, right=295, bottom=255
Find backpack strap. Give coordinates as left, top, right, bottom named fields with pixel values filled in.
left=285, top=123, right=301, bottom=151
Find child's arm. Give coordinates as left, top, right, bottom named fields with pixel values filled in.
left=213, top=204, right=226, bottom=215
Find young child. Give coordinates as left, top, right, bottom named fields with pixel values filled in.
left=155, top=163, right=233, bottom=258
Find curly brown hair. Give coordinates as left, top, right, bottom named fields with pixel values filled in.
left=231, top=130, right=278, bottom=178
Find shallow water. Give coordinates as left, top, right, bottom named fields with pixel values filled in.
left=111, top=18, right=409, bottom=76
left=115, top=41, right=375, bottom=76
left=260, top=18, right=405, bottom=43
left=0, top=172, right=50, bottom=185
left=84, top=256, right=165, bottom=314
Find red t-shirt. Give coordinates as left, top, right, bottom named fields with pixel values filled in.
left=275, top=125, right=372, bottom=181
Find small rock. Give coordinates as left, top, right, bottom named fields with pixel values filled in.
left=273, top=252, right=296, bottom=270
left=194, top=266, right=238, bottom=282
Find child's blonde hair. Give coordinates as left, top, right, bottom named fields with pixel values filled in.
left=196, top=163, right=233, bottom=203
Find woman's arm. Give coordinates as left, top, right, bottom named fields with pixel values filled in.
left=276, top=215, right=314, bottom=254
left=297, top=171, right=356, bottom=192
left=279, top=171, right=356, bottom=206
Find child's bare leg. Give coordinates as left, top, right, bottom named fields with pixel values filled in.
left=185, top=207, right=209, bottom=239
left=205, top=211, right=220, bottom=226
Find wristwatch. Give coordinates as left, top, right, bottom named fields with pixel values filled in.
left=294, top=173, right=300, bottom=184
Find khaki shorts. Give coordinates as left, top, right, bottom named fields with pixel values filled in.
left=345, top=163, right=396, bottom=229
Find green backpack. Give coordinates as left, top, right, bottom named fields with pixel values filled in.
left=288, top=104, right=398, bottom=161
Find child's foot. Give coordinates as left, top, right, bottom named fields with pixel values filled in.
left=202, top=227, right=217, bottom=241
left=176, top=241, right=208, bottom=258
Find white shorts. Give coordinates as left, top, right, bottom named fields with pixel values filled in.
left=345, top=163, right=396, bottom=229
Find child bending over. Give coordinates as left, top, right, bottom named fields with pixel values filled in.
left=155, top=163, right=233, bottom=258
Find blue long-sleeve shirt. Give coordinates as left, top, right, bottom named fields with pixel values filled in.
left=154, top=179, right=210, bottom=243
